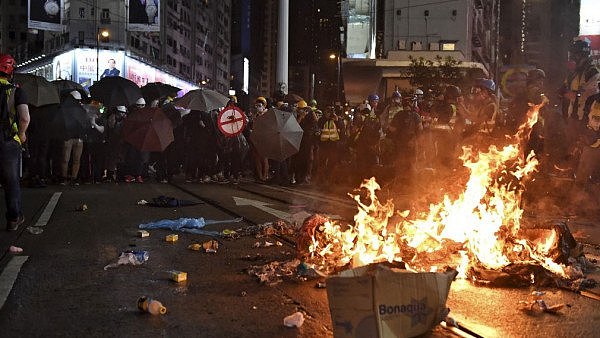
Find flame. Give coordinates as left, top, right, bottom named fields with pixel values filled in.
left=306, top=102, right=570, bottom=279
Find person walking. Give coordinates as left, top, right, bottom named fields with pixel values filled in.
left=0, top=54, right=30, bottom=231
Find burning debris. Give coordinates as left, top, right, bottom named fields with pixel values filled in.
left=291, top=102, right=597, bottom=289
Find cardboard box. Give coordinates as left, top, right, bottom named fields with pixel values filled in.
left=165, top=234, right=178, bottom=242
left=138, top=230, right=150, bottom=238
left=170, top=270, right=187, bottom=282
left=326, top=264, right=456, bottom=338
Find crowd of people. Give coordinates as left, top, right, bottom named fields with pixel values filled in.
left=0, top=36, right=598, bottom=230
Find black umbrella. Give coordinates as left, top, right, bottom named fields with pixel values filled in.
left=141, top=82, right=181, bottom=102
left=12, top=73, right=60, bottom=107
left=89, top=76, right=142, bottom=107
left=52, top=80, right=88, bottom=101
left=174, top=89, right=229, bottom=112
left=250, top=108, right=303, bottom=161
left=47, top=98, right=91, bottom=140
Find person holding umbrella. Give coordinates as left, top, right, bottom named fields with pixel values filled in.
left=0, top=53, right=30, bottom=231
left=122, top=98, right=150, bottom=183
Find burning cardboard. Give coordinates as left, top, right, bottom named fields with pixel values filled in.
left=326, top=263, right=457, bottom=338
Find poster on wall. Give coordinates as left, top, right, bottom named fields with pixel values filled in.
left=28, top=0, right=64, bottom=31
left=127, top=0, right=160, bottom=32
left=73, top=49, right=125, bottom=90
left=52, top=50, right=74, bottom=81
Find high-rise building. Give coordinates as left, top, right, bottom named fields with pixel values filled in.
left=0, top=0, right=44, bottom=60
left=341, top=0, right=498, bottom=104
left=15, top=0, right=231, bottom=94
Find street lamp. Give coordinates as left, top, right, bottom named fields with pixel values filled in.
left=330, top=53, right=341, bottom=104
left=96, top=28, right=109, bottom=81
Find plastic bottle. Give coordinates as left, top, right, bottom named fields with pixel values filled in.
left=137, top=296, right=167, bottom=315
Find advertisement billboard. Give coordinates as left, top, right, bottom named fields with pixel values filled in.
left=71, top=49, right=125, bottom=90
left=128, top=0, right=160, bottom=32
left=28, top=0, right=64, bottom=31
left=125, top=57, right=196, bottom=96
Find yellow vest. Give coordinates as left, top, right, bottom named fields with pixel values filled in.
left=320, top=120, right=340, bottom=141
left=0, top=78, right=20, bottom=144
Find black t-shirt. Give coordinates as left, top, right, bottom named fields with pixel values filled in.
left=14, top=87, right=27, bottom=107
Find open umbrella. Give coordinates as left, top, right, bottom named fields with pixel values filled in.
left=122, top=107, right=174, bottom=152
left=141, top=82, right=181, bottom=102
left=250, top=108, right=303, bottom=161
left=47, top=98, right=90, bottom=140
left=12, top=73, right=60, bottom=107
left=174, top=88, right=229, bottom=112
left=284, top=93, right=303, bottom=104
left=52, top=80, right=88, bottom=100
left=89, top=76, right=142, bottom=107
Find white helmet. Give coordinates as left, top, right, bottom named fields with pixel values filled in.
left=136, top=97, right=146, bottom=106
left=70, top=90, right=82, bottom=100
left=116, top=106, right=127, bottom=113
left=414, top=88, right=424, bottom=96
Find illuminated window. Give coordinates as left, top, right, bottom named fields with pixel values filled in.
left=441, top=43, right=455, bottom=51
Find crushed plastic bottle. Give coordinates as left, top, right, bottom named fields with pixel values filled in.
left=283, top=311, right=305, bottom=328
left=137, top=296, right=167, bottom=315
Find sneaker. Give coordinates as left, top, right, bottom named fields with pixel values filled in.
left=7, top=215, right=24, bottom=231
left=135, top=176, right=144, bottom=183
left=71, top=179, right=80, bottom=186
left=124, top=175, right=134, bottom=183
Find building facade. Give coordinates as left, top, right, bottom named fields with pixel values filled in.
left=14, top=0, right=231, bottom=94
left=0, top=0, right=44, bottom=61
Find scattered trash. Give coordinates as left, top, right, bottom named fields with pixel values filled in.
left=252, top=306, right=257, bottom=310
left=297, top=262, right=327, bottom=278
left=283, top=312, right=305, bottom=328
left=165, top=234, right=178, bottom=243
left=315, top=281, right=326, bottom=289
left=248, top=259, right=308, bottom=286
left=76, top=204, right=88, bottom=211
left=202, top=240, right=219, bottom=253
left=137, top=200, right=148, bottom=205
left=139, top=217, right=242, bottom=237
left=327, top=263, right=457, bottom=338
left=104, top=250, right=149, bottom=270
left=264, top=241, right=274, bottom=247
left=221, top=229, right=237, bottom=237
left=519, top=291, right=565, bottom=314
left=188, top=243, right=202, bottom=251
left=276, top=241, right=283, bottom=246
left=240, top=291, right=247, bottom=297
left=253, top=242, right=260, bottom=248
left=137, top=230, right=150, bottom=238
left=146, top=195, right=202, bottom=207
left=224, top=220, right=295, bottom=239
left=26, top=226, right=43, bottom=235
left=253, top=241, right=280, bottom=248
left=169, top=270, right=187, bottom=282
left=9, top=246, right=23, bottom=254
left=137, top=296, right=167, bottom=315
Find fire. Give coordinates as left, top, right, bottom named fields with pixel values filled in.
left=306, top=102, right=571, bottom=279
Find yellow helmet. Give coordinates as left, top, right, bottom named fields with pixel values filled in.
left=256, top=96, right=267, bottom=105
left=297, top=100, right=308, bottom=109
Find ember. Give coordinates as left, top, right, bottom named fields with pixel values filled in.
left=300, top=102, right=596, bottom=286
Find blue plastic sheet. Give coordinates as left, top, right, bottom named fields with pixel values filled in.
left=138, top=217, right=243, bottom=236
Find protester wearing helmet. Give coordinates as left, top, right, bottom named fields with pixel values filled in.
left=561, top=38, right=600, bottom=158
left=573, top=98, right=600, bottom=198
left=0, top=53, right=30, bottom=230
left=429, top=85, right=463, bottom=169
left=348, top=102, right=380, bottom=180
left=465, top=78, right=498, bottom=134
left=367, top=93, right=380, bottom=115
left=380, top=91, right=402, bottom=134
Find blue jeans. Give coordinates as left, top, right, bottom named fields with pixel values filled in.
left=0, top=139, right=22, bottom=221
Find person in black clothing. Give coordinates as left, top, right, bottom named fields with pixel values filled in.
left=80, top=103, right=106, bottom=183
left=290, top=102, right=318, bottom=184
left=349, top=104, right=380, bottom=181
left=388, top=98, right=422, bottom=179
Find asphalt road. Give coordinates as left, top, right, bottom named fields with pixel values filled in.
left=0, top=178, right=598, bottom=337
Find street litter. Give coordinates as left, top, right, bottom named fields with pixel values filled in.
left=139, top=217, right=242, bottom=237
left=104, top=250, right=149, bottom=270
left=137, top=200, right=148, bottom=205
left=169, top=270, right=187, bottom=282
left=165, top=234, right=178, bottom=242
left=188, top=240, right=219, bottom=253
left=76, top=204, right=88, bottom=211
left=253, top=241, right=275, bottom=248
left=223, top=220, right=295, bottom=239
left=283, top=312, right=305, bottom=328
left=145, top=195, right=203, bottom=208
left=137, top=230, right=150, bottom=238
left=138, top=296, right=167, bottom=315
left=518, top=291, right=565, bottom=314
left=248, top=259, right=325, bottom=286
left=327, top=263, right=457, bottom=338
left=26, top=226, right=43, bottom=235
left=315, top=281, right=326, bottom=289
left=9, top=246, right=23, bottom=254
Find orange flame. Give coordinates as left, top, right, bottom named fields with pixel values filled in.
left=307, top=102, right=570, bottom=279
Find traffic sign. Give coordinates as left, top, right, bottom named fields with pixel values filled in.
left=217, top=105, right=247, bottom=137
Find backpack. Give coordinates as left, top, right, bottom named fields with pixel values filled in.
left=0, top=83, right=17, bottom=141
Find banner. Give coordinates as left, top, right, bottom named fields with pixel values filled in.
left=28, top=0, right=63, bottom=31
left=71, top=49, right=125, bottom=90
left=125, top=57, right=196, bottom=96
left=128, top=0, right=160, bottom=32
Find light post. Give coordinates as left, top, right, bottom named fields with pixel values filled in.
left=96, top=28, right=109, bottom=81
left=329, top=53, right=341, bottom=104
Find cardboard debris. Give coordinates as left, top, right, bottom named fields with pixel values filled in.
left=169, top=270, right=187, bottom=283
left=138, top=230, right=150, bottom=238
left=326, top=263, right=457, bottom=338
left=165, top=234, right=178, bottom=242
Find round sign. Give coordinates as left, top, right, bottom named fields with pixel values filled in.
left=217, top=105, right=247, bottom=137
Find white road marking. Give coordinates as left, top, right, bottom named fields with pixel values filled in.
left=0, top=256, right=29, bottom=309
left=33, top=192, right=62, bottom=227
left=257, top=184, right=354, bottom=206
